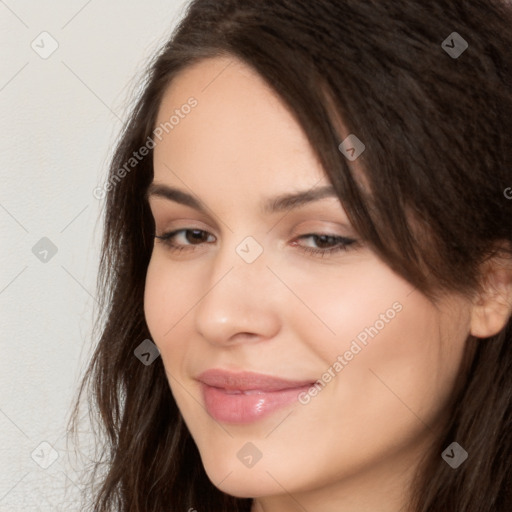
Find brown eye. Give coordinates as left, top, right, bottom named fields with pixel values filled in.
left=155, top=229, right=215, bottom=252
left=292, top=234, right=357, bottom=258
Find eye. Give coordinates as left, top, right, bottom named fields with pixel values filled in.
left=292, top=233, right=357, bottom=258
left=155, top=229, right=215, bottom=254
left=154, top=229, right=357, bottom=258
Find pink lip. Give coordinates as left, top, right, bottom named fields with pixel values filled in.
left=197, top=369, right=314, bottom=424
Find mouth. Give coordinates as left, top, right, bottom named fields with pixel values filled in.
left=197, top=369, right=315, bottom=424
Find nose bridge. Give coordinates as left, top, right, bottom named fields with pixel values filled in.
left=193, top=235, right=281, bottom=345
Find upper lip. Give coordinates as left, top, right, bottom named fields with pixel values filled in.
left=197, top=369, right=314, bottom=392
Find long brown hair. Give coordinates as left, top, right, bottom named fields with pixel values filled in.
left=69, top=1, right=512, bottom=510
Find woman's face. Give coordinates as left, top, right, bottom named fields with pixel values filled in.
left=144, top=56, right=474, bottom=507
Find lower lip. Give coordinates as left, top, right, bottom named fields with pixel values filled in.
left=201, top=383, right=312, bottom=424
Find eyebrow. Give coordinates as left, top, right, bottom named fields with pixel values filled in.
left=145, top=182, right=339, bottom=214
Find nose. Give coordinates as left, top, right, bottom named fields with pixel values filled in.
left=193, top=242, right=282, bottom=346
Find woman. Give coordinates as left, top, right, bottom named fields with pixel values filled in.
left=70, top=1, right=512, bottom=510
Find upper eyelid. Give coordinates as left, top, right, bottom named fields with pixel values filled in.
left=152, top=217, right=215, bottom=232
left=148, top=205, right=224, bottom=233
left=154, top=224, right=349, bottom=235
left=152, top=222, right=357, bottom=246
left=150, top=210, right=353, bottom=230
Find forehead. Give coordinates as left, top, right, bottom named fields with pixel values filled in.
left=152, top=56, right=327, bottom=190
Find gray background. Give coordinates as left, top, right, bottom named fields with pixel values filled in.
left=0, top=1, right=189, bottom=509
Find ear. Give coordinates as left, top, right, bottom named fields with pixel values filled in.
left=470, top=245, right=512, bottom=338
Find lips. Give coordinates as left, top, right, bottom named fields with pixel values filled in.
left=198, top=369, right=314, bottom=391
left=197, top=369, right=315, bottom=424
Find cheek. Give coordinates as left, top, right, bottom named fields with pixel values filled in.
left=143, top=256, right=192, bottom=351
left=144, top=258, right=168, bottom=340
left=287, top=260, right=465, bottom=426
left=277, top=257, right=413, bottom=363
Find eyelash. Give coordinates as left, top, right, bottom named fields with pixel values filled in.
left=154, top=229, right=357, bottom=258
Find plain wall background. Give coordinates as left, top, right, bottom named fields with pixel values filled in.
left=0, top=1, right=189, bottom=509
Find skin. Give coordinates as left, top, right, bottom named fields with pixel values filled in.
left=143, top=56, right=512, bottom=512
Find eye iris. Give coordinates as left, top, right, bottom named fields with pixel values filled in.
left=315, top=235, right=336, bottom=248
left=187, top=230, right=209, bottom=244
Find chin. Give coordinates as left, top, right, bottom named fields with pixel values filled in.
left=201, top=457, right=284, bottom=498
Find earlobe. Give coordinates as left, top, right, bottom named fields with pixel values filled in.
left=470, top=250, right=512, bottom=339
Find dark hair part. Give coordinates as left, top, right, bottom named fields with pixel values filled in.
left=69, top=1, right=512, bottom=510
